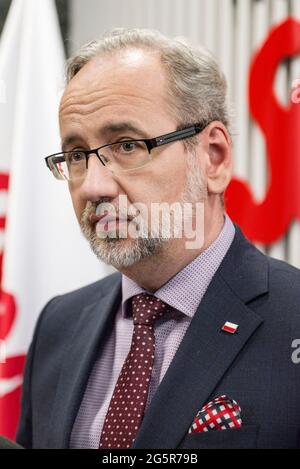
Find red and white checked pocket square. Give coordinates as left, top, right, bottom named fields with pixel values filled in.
left=188, top=395, right=242, bottom=433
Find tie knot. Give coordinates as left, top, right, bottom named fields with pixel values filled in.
left=131, top=294, right=170, bottom=326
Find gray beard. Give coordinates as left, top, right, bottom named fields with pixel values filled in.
left=80, top=225, right=166, bottom=269
left=79, top=152, right=207, bottom=269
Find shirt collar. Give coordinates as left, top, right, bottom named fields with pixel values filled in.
left=121, top=213, right=235, bottom=318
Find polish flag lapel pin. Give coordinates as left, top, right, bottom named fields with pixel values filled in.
left=221, top=321, right=239, bottom=334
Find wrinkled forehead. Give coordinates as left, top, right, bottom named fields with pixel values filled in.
left=59, top=48, right=170, bottom=114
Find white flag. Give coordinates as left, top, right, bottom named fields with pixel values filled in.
left=0, top=0, right=110, bottom=439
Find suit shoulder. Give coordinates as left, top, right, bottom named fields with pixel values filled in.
left=267, top=255, right=300, bottom=292
left=37, top=271, right=121, bottom=334
left=55, top=270, right=121, bottom=305
left=261, top=255, right=300, bottom=325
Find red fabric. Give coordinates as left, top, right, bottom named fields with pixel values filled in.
left=189, top=395, right=242, bottom=433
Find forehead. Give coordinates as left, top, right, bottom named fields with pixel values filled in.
left=60, top=48, right=170, bottom=121
left=58, top=48, right=175, bottom=148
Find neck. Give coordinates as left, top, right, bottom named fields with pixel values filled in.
left=120, top=210, right=225, bottom=292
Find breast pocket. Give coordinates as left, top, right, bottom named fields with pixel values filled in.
left=179, top=425, right=260, bottom=449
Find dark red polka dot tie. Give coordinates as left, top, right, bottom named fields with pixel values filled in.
left=99, top=293, right=172, bottom=449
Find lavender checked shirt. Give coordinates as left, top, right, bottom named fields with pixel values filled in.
left=70, top=213, right=235, bottom=448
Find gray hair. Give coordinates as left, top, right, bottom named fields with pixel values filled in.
left=65, top=28, right=231, bottom=145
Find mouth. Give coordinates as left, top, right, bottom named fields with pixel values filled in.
left=89, top=212, right=131, bottom=227
left=89, top=213, right=106, bottom=225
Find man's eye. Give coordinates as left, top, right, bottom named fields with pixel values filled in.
left=119, top=142, right=139, bottom=152
left=67, top=151, right=85, bottom=163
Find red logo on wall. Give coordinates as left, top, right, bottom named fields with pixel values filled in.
left=226, top=18, right=300, bottom=244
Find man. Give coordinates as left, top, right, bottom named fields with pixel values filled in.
left=17, top=28, right=300, bottom=449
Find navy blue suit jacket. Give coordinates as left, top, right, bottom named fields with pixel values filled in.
left=16, top=224, right=300, bottom=448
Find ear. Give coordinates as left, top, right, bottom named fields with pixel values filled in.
left=201, top=121, right=233, bottom=196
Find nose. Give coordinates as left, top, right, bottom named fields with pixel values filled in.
left=78, top=153, right=119, bottom=202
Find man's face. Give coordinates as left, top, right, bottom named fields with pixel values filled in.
left=59, top=48, right=206, bottom=269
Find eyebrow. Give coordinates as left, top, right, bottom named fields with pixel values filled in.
left=61, top=122, right=150, bottom=152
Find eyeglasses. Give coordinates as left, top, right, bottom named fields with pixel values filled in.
left=44, top=122, right=207, bottom=181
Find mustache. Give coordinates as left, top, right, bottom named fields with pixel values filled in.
left=81, top=198, right=138, bottom=225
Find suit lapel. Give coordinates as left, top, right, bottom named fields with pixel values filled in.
left=132, top=225, right=269, bottom=449
left=47, top=273, right=122, bottom=448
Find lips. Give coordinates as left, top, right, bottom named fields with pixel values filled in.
left=89, top=212, right=129, bottom=226
left=89, top=212, right=107, bottom=225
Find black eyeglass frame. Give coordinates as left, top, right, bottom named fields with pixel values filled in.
left=44, top=122, right=208, bottom=174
